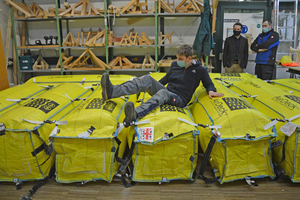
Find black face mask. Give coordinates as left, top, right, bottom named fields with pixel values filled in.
left=233, top=31, right=241, bottom=36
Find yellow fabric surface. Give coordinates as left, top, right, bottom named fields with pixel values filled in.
left=229, top=78, right=300, bottom=182
left=191, top=81, right=275, bottom=184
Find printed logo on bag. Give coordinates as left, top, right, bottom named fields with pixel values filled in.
left=222, top=98, right=252, bottom=111
left=85, top=99, right=117, bottom=112
left=284, top=95, right=300, bottom=105
left=137, top=127, right=154, bottom=142
left=85, top=98, right=102, bottom=109
left=210, top=98, right=228, bottom=117
left=103, top=100, right=117, bottom=112
left=220, top=73, right=241, bottom=77
left=249, top=82, right=261, bottom=88
left=24, top=98, right=59, bottom=114
left=219, top=77, right=244, bottom=82
left=272, top=96, right=300, bottom=111
left=290, top=80, right=300, bottom=85
left=160, top=105, right=186, bottom=114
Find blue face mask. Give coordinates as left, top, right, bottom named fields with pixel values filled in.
left=177, top=61, right=187, bottom=67
left=262, top=27, right=269, bottom=33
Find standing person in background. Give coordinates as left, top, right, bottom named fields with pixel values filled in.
left=223, top=22, right=249, bottom=73
left=251, top=19, right=279, bottom=80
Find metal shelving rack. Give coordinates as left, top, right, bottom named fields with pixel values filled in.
left=10, top=0, right=202, bottom=82
left=273, top=0, right=298, bottom=59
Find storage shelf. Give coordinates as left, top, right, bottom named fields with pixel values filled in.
left=11, top=0, right=202, bottom=82
left=17, top=45, right=59, bottom=50
left=279, top=40, right=294, bottom=42
left=13, top=13, right=201, bottom=21
left=114, top=13, right=155, bottom=18
left=278, top=26, right=295, bottom=28
left=20, top=69, right=155, bottom=73
left=108, top=45, right=156, bottom=48
left=157, top=13, right=201, bottom=17
left=14, top=17, right=57, bottom=21
left=60, top=15, right=105, bottom=20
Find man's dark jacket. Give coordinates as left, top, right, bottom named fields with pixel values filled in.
left=159, top=60, right=216, bottom=105
left=250, top=29, right=279, bottom=66
left=223, top=35, right=249, bottom=69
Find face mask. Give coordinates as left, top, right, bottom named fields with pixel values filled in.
left=233, top=31, right=241, bottom=36
left=177, top=61, right=187, bottom=67
left=262, top=28, right=269, bottom=33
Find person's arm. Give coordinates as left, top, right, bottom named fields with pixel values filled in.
left=202, top=68, right=224, bottom=99
left=256, top=32, right=279, bottom=50
left=208, top=91, right=224, bottom=99
left=251, top=36, right=259, bottom=52
left=243, top=38, right=248, bottom=68
left=223, top=38, right=229, bottom=68
left=159, top=63, right=173, bottom=85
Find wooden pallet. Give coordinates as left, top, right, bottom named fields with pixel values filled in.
left=56, top=53, right=73, bottom=69
left=62, top=32, right=79, bottom=47
left=142, top=53, right=155, bottom=69
left=109, top=55, right=135, bottom=69
left=289, top=47, right=300, bottom=64
left=121, top=0, right=149, bottom=14
left=6, top=0, right=50, bottom=18
left=59, top=0, right=100, bottom=17
left=33, top=51, right=49, bottom=70
left=67, top=48, right=110, bottom=70
left=158, top=0, right=175, bottom=13
left=175, top=0, right=203, bottom=13
left=160, top=31, right=174, bottom=45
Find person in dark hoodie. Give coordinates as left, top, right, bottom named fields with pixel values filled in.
left=101, top=44, right=224, bottom=127
left=251, top=19, right=279, bottom=80
left=223, top=22, right=249, bottom=73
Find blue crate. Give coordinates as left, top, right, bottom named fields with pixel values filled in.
left=19, top=56, right=35, bottom=70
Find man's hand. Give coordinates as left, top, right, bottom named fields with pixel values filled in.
left=209, top=91, right=224, bottom=99
left=258, top=49, right=268, bottom=52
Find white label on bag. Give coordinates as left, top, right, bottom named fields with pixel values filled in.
left=280, top=122, right=298, bottom=137
left=263, top=120, right=278, bottom=130
left=138, top=127, right=154, bottom=142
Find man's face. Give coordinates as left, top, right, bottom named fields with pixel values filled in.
left=262, top=21, right=271, bottom=30
left=176, top=55, right=190, bottom=63
left=233, top=25, right=242, bottom=31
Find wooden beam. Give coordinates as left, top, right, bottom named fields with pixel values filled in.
left=121, top=0, right=136, bottom=14
left=6, top=0, right=32, bottom=18
left=0, top=28, right=9, bottom=90
left=5, top=10, right=12, bottom=67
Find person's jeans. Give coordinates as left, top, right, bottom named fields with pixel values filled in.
left=111, top=75, right=185, bottom=119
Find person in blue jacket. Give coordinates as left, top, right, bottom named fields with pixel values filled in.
left=101, top=44, right=224, bottom=127
left=251, top=19, right=279, bottom=80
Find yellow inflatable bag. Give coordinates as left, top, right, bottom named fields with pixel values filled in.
left=228, top=78, right=300, bottom=182
left=26, top=75, right=102, bottom=85
left=268, top=79, right=300, bottom=97
left=0, top=75, right=106, bottom=116
left=126, top=104, right=199, bottom=183
left=0, top=82, right=92, bottom=184
left=51, top=75, right=135, bottom=183
left=0, top=82, right=57, bottom=116
left=190, top=81, right=275, bottom=184
left=209, top=73, right=256, bottom=83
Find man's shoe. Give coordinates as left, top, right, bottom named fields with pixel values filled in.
left=123, top=101, right=137, bottom=128
left=101, top=72, right=113, bottom=100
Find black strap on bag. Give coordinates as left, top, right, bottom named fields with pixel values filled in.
left=31, top=130, right=53, bottom=156
left=271, top=138, right=289, bottom=180
left=116, top=134, right=136, bottom=173
left=20, top=167, right=55, bottom=200
left=197, top=134, right=218, bottom=184
left=114, top=134, right=136, bottom=188
left=0, top=123, right=6, bottom=136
